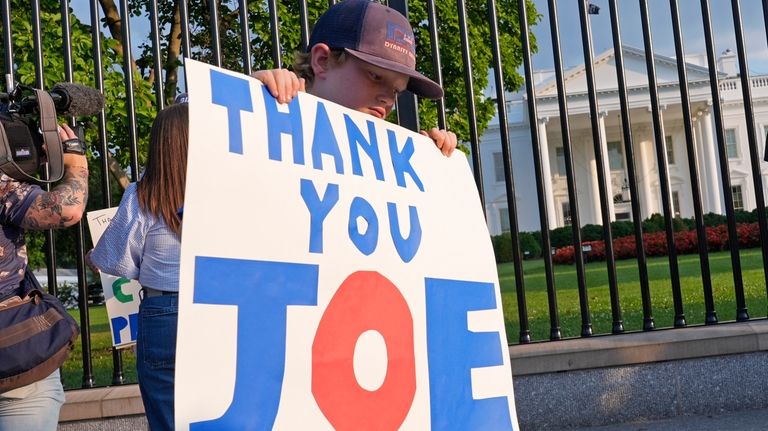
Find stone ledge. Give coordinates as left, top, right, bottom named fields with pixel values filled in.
left=59, top=384, right=143, bottom=423
left=514, top=351, right=768, bottom=428
left=508, top=319, right=768, bottom=375
left=58, top=321, right=768, bottom=424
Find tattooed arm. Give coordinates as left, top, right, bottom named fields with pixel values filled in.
left=20, top=124, right=89, bottom=230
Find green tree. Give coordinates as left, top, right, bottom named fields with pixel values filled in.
left=124, top=0, right=539, bottom=142
left=4, top=0, right=539, bottom=267
left=3, top=0, right=156, bottom=267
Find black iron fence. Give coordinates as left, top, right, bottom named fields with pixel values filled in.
left=2, top=0, right=768, bottom=389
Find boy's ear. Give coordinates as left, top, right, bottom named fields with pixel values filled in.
left=310, top=43, right=332, bottom=78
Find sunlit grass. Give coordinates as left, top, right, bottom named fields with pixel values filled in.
left=63, top=305, right=137, bottom=389
left=60, top=248, right=768, bottom=385
left=500, top=248, right=768, bottom=344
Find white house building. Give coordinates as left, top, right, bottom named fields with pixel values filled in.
left=480, top=46, right=768, bottom=236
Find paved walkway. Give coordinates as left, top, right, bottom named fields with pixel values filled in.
left=57, top=408, right=768, bottom=430
left=58, top=415, right=147, bottom=430
left=559, top=407, right=768, bottom=431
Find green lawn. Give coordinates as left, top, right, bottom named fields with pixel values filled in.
left=63, top=306, right=137, bottom=389
left=500, top=248, right=768, bottom=343
left=60, top=248, right=768, bottom=387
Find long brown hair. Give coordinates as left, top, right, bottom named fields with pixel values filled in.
left=136, top=103, right=188, bottom=238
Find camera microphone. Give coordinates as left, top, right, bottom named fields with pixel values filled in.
left=18, top=83, right=104, bottom=116
left=49, top=83, right=105, bottom=116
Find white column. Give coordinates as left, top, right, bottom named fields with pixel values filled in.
left=590, top=157, right=600, bottom=224
left=637, top=131, right=654, bottom=218
left=658, top=106, right=673, bottom=215
left=701, top=107, right=723, bottom=214
left=694, top=112, right=710, bottom=211
left=598, top=111, right=615, bottom=222
left=538, top=117, right=558, bottom=228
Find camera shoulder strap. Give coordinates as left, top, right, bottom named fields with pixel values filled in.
left=36, top=89, right=64, bottom=182
left=0, top=90, right=63, bottom=184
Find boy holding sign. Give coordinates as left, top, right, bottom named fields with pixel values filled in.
left=253, top=0, right=457, bottom=156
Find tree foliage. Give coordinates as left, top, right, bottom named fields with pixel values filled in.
left=3, top=0, right=156, bottom=267
left=3, top=0, right=539, bottom=268
left=127, top=0, right=540, bottom=143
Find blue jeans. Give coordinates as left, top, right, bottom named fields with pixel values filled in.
left=0, top=369, right=64, bottom=431
left=137, top=294, right=178, bottom=431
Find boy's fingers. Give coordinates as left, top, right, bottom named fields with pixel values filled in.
left=275, top=70, right=302, bottom=103
left=425, top=128, right=456, bottom=157
left=428, top=128, right=445, bottom=148
left=277, top=71, right=289, bottom=103
left=261, top=73, right=278, bottom=97
left=443, top=131, right=457, bottom=156
left=251, top=71, right=279, bottom=98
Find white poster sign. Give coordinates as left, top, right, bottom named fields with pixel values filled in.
left=86, top=207, right=141, bottom=348
left=175, top=59, right=518, bottom=430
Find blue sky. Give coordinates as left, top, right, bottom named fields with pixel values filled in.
left=70, top=0, right=768, bottom=75
left=531, top=0, right=768, bottom=74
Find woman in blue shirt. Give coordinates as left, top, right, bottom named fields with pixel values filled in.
left=89, top=102, right=187, bottom=431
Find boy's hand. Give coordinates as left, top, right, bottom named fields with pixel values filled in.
left=420, top=128, right=457, bottom=157
left=251, top=69, right=305, bottom=104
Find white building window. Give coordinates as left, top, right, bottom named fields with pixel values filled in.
left=763, top=125, right=768, bottom=159
left=498, top=208, right=510, bottom=233
left=562, top=202, right=572, bottom=226
left=493, top=152, right=505, bottom=183
left=615, top=212, right=631, bottom=221
left=732, top=185, right=744, bottom=211
left=672, top=191, right=681, bottom=218
left=665, top=136, right=675, bottom=165
left=556, top=147, right=566, bottom=176
left=725, top=129, right=739, bottom=159
left=607, top=141, right=623, bottom=171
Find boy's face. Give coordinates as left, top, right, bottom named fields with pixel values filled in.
left=310, top=48, right=409, bottom=119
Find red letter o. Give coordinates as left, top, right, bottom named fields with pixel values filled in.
left=312, top=271, right=415, bottom=430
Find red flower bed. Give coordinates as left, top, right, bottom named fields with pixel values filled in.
left=552, top=222, right=762, bottom=264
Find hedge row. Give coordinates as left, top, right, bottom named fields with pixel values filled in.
left=491, top=210, right=764, bottom=264
left=551, top=222, right=761, bottom=264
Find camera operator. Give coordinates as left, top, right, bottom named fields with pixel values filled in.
left=0, top=123, right=88, bottom=431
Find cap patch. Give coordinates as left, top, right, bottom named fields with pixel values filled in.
left=385, top=22, right=416, bottom=62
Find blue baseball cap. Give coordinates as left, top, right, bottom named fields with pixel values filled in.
left=308, top=0, right=443, bottom=99
left=174, top=93, right=189, bottom=104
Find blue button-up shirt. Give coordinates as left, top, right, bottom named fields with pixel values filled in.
left=90, top=183, right=180, bottom=292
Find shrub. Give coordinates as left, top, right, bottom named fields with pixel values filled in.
left=491, top=233, right=513, bottom=263
left=552, top=245, right=574, bottom=264
left=703, top=212, right=727, bottom=227
left=580, top=224, right=603, bottom=242
left=550, top=221, right=763, bottom=264
left=674, top=217, right=694, bottom=232
left=519, top=232, right=542, bottom=259
left=531, top=230, right=542, bottom=248
left=613, top=235, right=638, bottom=259
left=734, top=209, right=755, bottom=223
left=582, top=240, right=606, bottom=262
left=492, top=232, right=543, bottom=262
left=642, top=213, right=665, bottom=233
left=610, top=220, right=634, bottom=239
left=550, top=226, right=573, bottom=249
left=52, top=282, right=79, bottom=310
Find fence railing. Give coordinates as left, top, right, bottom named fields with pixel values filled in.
left=2, top=0, right=768, bottom=389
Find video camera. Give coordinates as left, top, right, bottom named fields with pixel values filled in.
left=0, top=82, right=104, bottom=183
